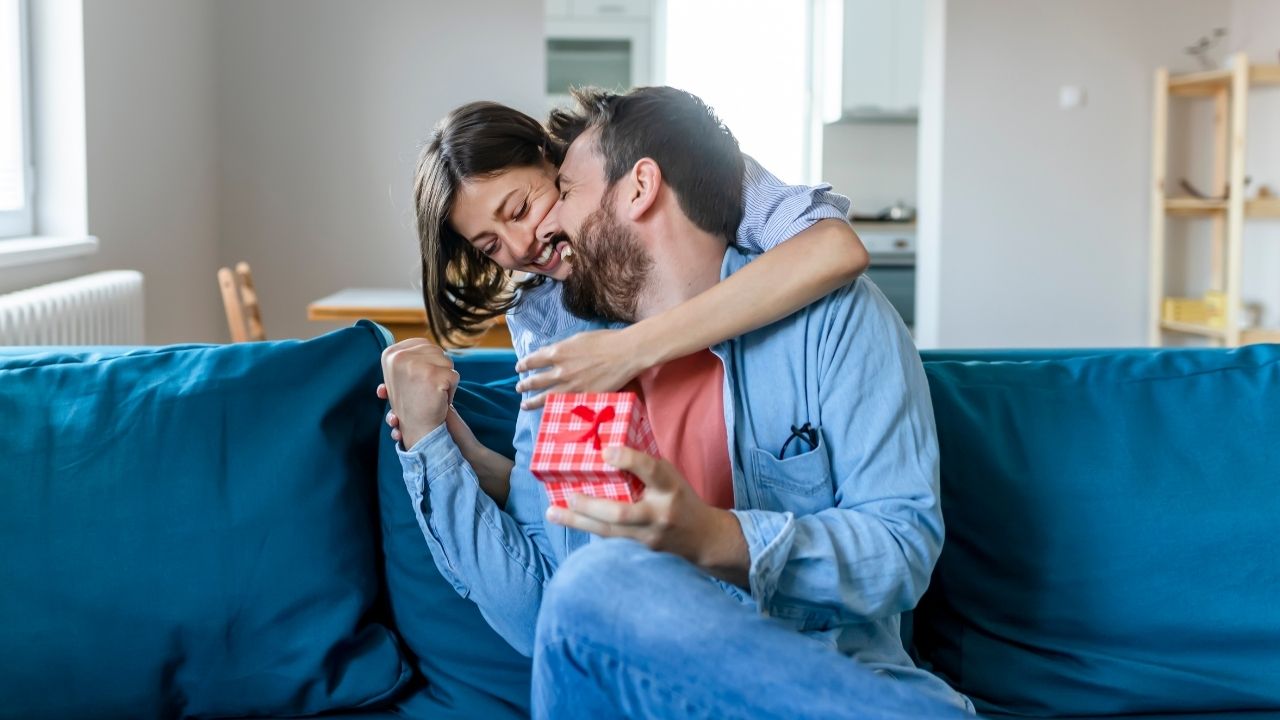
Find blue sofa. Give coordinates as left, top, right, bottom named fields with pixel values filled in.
left=2, top=323, right=1277, bottom=719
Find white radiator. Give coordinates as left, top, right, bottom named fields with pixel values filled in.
left=0, top=271, right=145, bottom=345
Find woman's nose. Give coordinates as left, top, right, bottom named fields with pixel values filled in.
left=508, top=228, right=538, bottom=262
left=536, top=200, right=562, bottom=242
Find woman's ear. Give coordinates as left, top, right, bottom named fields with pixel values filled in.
left=625, top=158, right=662, bottom=221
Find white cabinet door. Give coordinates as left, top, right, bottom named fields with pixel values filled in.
left=842, top=0, right=922, bottom=116
left=574, top=0, right=651, bottom=18
left=842, top=0, right=894, bottom=114
left=892, top=0, right=923, bottom=112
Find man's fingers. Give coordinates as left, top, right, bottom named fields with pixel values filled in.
left=545, top=503, right=643, bottom=539
left=567, top=493, right=653, bottom=526
left=376, top=383, right=388, bottom=400
left=385, top=411, right=399, bottom=428
left=601, top=446, right=669, bottom=489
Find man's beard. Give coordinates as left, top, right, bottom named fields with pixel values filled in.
left=560, top=203, right=652, bottom=324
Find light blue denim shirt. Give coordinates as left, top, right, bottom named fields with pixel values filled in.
left=399, top=248, right=965, bottom=709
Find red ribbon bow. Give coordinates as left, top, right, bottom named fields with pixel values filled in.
left=554, top=404, right=616, bottom=450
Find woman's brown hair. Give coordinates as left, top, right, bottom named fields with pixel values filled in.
left=413, top=102, right=562, bottom=345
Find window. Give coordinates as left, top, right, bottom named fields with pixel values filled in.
left=0, top=0, right=32, bottom=238
left=664, top=0, right=823, bottom=184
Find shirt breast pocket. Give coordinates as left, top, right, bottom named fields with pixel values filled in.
left=748, top=434, right=835, bottom=515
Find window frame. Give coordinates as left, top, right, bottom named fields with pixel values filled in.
left=0, top=0, right=34, bottom=239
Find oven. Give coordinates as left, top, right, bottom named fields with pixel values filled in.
left=858, top=227, right=916, bottom=329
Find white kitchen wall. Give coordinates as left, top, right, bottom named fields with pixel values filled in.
left=214, top=0, right=544, bottom=341
left=916, top=0, right=1241, bottom=348
left=821, top=122, right=917, bottom=215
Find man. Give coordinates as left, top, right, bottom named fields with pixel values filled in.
left=383, top=87, right=970, bottom=719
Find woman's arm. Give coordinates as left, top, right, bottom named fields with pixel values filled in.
left=515, top=219, right=868, bottom=405
left=443, top=407, right=515, bottom=506
left=379, top=384, right=515, bottom=505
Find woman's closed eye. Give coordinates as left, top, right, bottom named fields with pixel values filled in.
left=514, top=199, right=529, bottom=220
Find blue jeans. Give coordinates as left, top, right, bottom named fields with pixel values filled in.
left=532, top=538, right=970, bottom=720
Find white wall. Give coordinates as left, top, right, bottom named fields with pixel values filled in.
left=81, top=0, right=223, bottom=345
left=917, top=0, right=1233, bottom=348
left=6, top=0, right=543, bottom=344
left=821, top=121, right=917, bottom=216
left=214, top=0, right=544, bottom=341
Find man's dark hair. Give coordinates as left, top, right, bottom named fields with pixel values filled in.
left=548, top=86, right=745, bottom=244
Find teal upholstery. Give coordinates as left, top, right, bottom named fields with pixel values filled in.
left=916, top=345, right=1280, bottom=716
left=7, top=329, right=1277, bottom=719
left=0, top=324, right=411, bottom=718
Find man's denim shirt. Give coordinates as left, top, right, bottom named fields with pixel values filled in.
left=398, top=248, right=955, bottom=702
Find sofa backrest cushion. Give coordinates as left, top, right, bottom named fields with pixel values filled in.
left=0, top=325, right=411, bottom=718
left=915, top=345, right=1280, bottom=716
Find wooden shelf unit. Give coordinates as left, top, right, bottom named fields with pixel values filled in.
left=1149, top=52, right=1280, bottom=347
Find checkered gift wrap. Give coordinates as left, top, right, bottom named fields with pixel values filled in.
left=531, top=392, right=660, bottom=508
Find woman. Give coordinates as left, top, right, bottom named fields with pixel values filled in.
left=384, top=92, right=868, bottom=482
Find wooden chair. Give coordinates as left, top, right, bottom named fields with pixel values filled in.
left=218, top=261, right=266, bottom=342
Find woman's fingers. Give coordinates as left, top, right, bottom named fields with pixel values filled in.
left=515, top=368, right=561, bottom=395
left=521, top=392, right=549, bottom=411
left=514, top=347, right=554, bottom=374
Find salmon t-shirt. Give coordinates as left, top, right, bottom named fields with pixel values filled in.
left=630, top=350, right=735, bottom=510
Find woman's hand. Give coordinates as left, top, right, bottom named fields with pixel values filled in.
left=377, top=383, right=476, bottom=452
left=378, top=382, right=514, bottom=505
left=514, top=327, right=656, bottom=409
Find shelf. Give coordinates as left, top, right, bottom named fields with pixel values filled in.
left=1242, top=328, right=1280, bottom=344
left=1167, top=63, right=1280, bottom=96
left=1159, top=320, right=1226, bottom=338
left=1163, top=197, right=1280, bottom=217
left=1249, top=198, right=1280, bottom=218
left=1159, top=321, right=1280, bottom=345
left=1164, top=198, right=1226, bottom=215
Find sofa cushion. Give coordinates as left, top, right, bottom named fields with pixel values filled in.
left=916, top=345, right=1280, bottom=717
left=376, top=364, right=533, bottom=719
left=0, top=324, right=412, bottom=718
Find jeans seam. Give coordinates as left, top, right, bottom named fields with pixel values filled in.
left=552, top=634, right=754, bottom=720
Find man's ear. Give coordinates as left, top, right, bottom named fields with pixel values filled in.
left=623, top=158, right=662, bottom=221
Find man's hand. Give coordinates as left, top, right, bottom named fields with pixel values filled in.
left=379, top=339, right=459, bottom=450
left=545, top=446, right=750, bottom=587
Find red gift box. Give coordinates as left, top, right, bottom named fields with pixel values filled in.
left=531, top=392, right=660, bottom=508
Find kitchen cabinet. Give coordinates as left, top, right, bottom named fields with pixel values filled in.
left=547, top=0, right=650, bottom=19
left=841, top=0, right=922, bottom=119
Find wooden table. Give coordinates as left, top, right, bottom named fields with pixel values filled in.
left=307, top=288, right=512, bottom=347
